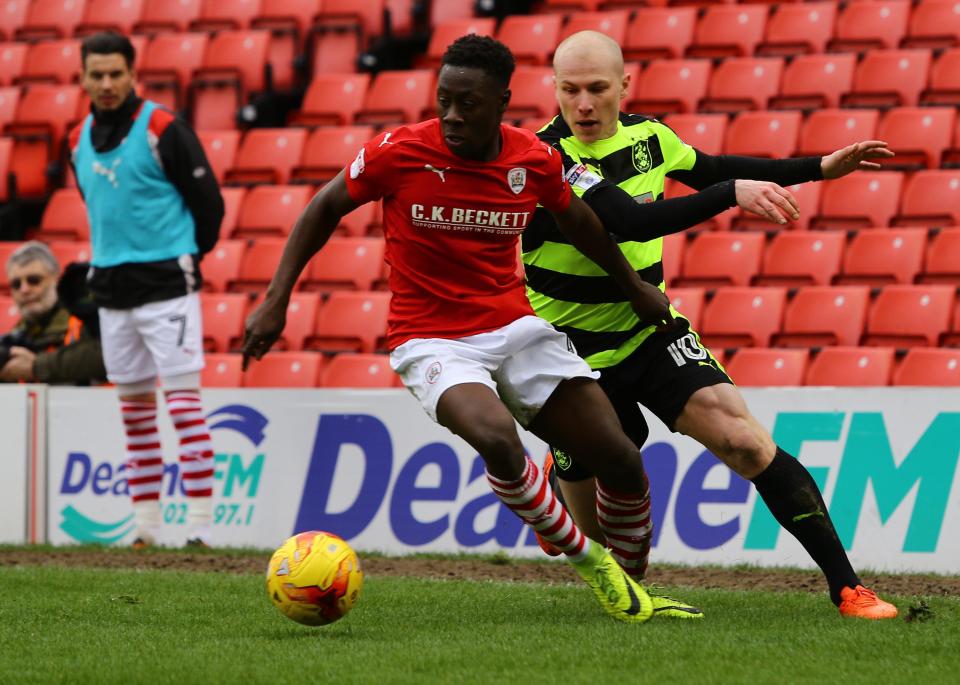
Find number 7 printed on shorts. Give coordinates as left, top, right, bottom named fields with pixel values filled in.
left=169, top=314, right=187, bottom=347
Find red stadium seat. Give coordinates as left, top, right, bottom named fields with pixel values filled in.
left=504, top=66, right=557, bottom=121
left=755, top=231, right=845, bottom=287
left=876, top=107, right=956, bottom=169
left=775, top=285, right=870, bottom=347
left=0, top=42, right=26, bottom=86
left=688, top=5, right=769, bottom=59
left=0, top=0, right=28, bottom=41
left=429, top=0, right=473, bottom=26
left=661, top=233, right=686, bottom=287
left=628, top=59, right=711, bottom=115
left=251, top=0, right=321, bottom=90
left=201, top=353, right=243, bottom=387
left=662, top=113, right=726, bottom=156
left=355, top=69, right=433, bottom=126
left=232, top=237, right=289, bottom=292
left=218, top=187, right=245, bottom=240
left=225, top=128, right=307, bottom=185
left=893, top=348, right=960, bottom=385
left=425, top=18, right=496, bottom=66
left=770, top=53, right=856, bottom=111
left=829, top=0, right=910, bottom=53
left=292, top=125, right=374, bottom=185
left=842, top=49, right=933, bottom=109
left=946, top=298, right=960, bottom=346
left=243, top=351, right=322, bottom=388
left=805, top=347, right=895, bottom=386
left=813, top=172, right=905, bottom=230
left=949, top=116, right=960, bottom=167
left=896, top=171, right=960, bottom=227
left=904, top=0, right=960, bottom=50
left=320, top=353, right=399, bottom=388
left=200, top=292, right=248, bottom=352
left=699, top=286, right=787, bottom=348
left=701, top=57, right=784, bottom=113
left=757, top=2, right=837, bottom=56
left=47, top=240, right=91, bottom=268
left=234, top=185, right=312, bottom=238
left=797, top=109, right=880, bottom=157
left=0, top=294, right=20, bottom=328
left=668, top=287, right=705, bottom=329
left=864, top=284, right=955, bottom=347
left=920, top=227, right=960, bottom=284
left=197, top=129, right=240, bottom=184
left=723, top=110, right=801, bottom=159
left=274, top=291, right=320, bottom=351
left=0, top=137, right=11, bottom=202
left=37, top=189, right=89, bottom=241
left=314, top=0, right=385, bottom=39
left=191, top=30, right=271, bottom=131
left=624, top=7, right=696, bottom=61
left=495, top=14, right=562, bottom=66
left=726, top=347, right=808, bottom=387
left=560, top=10, right=629, bottom=43
left=16, top=0, right=86, bottom=40
left=676, top=232, right=765, bottom=288
left=0, top=85, right=19, bottom=133
left=191, top=0, right=261, bottom=32
left=135, top=0, right=200, bottom=33
left=77, top=0, right=144, bottom=35
left=139, top=33, right=209, bottom=112
left=309, top=28, right=361, bottom=76
left=294, top=73, right=370, bottom=126
left=733, top=182, right=821, bottom=233
left=202, top=239, right=246, bottom=293
left=308, top=290, right=391, bottom=354
left=304, top=237, right=384, bottom=293
left=836, top=228, right=927, bottom=286
left=542, top=0, right=600, bottom=11
left=923, top=48, right=960, bottom=107
left=18, top=40, right=81, bottom=85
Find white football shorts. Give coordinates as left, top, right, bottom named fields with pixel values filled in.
left=98, top=293, right=205, bottom=384
left=390, top=315, right=599, bottom=427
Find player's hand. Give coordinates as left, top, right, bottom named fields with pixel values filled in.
left=821, top=140, right=894, bottom=179
left=0, top=347, right=36, bottom=382
left=735, top=180, right=800, bottom=225
left=242, top=298, right=287, bottom=371
left=629, top=281, right=675, bottom=330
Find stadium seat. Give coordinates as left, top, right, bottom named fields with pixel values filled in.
left=0, top=137, right=11, bottom=202
left=922, top=48, right=960, bottom=107
left=355, top=69, right=433, bottom=125
left=559, top=10, right=629, bottom=43
left=755, top=231, right=845, bottom=287
left=314, top=0, right=385, bottom=39
left=864, top=284, right=955, bottom=347
left=0, top=85, right=19, bottom=132
left=687, top=5, right=769, bottom=59
left=16, top=0, right=86, bottom=40
left=699, top=286, right=788, bottom=348
left=191, top=0, right=261, bottom=32
left=813, top=172, right=905, bottom=230
left=675, top=232, right=765, bottom=288
left=201, top=353, right=243, bottom=387
left=225, top=128, right=307, bottom=185
left=661, top=233, right=685, bottom=287
left=920, top=227, right=960, bottom=284
left=757, top=2, right=837, bottom=56
left=495, top=14, right=562, bottom=66
left=895, top=171, right=960, bottom=228
left=701, top=57, right=784, bottom=113
left=662, top=113, right=726, bottom=156
left=308, top=290, right=391, bottom=354
left=272, top=291, right=320, bottom=351
left=202, top=239, right=246, bottom=293
left=191, top=30, right=271, bottom=131
left=18, top=40, right=81, bottom=85
left=797, top=109, right=880, bottom=158
left=805, top=347, right=895, bottom=386
left=0, top=42, right=26, bottom=86
left=320, top=353, right=400, bottom=388
left=425, top=19, right=496, bottom=66
left=200, top=292, right=248, bottom=352
left=234, top=185, right=312, bottom=239
left=134, top=0, right=200, bottom=33
left=948, top=116, right=960, bottom=167
left=197, top=129, right=240, bottom=185
left=309, top=28, right=361, bottom=76
left=243, top=351, right=322, bottom=388
left=904, top=0, right=960, bottom=50
left=668, top=287, right=705, bottom=329
left=726, top=347, right=808, bottom=387
left=291, top=126, right=373, bottom=185
left=0, top=0, right=28, bottom=41
left=774, top=285, right=871, bottom=347
left=893, top=348, right=960, bottom=385
left=542, top=0, right=600, bottom=11
left=47, top=240, right=91, bottom=268
left=946, top=298, right=960, bottom=346
left=304, top=237, right=384, bottom=293
left=876, top=107, right=956, bottom=169
left=0, top=294, right=19, bottom=327
left=623, top=7, right=696, bottom=61
left=770, top=53, right=856, bottom=111
left=628, top=59, right=711, bottom=115
left=842, top=49, right=933, bottom=109
left=723, top=110, right=801, bottom=159
left=37, top=189, right=89, bottom=241
left=829, top=0, right=910, bottom=53
left=504, top=66, right=557, bottom=121
left=139, top=32, right=209, bottom=112
left=218, top=187, right=245, bottom=240
left=429, top=0, right=473, bottom=26
left=232, top=237, right=289, bottom=292
left=293, top=73, right=370, bottom=126
left=836, top=228, right=927, bottom=286
left=250, top=0, right=321, bottom=91
left=732, top=182, right=821, bottom=233
left=76, top=0, right=144, bottom=35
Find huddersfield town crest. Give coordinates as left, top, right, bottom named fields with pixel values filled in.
left=507, top=167, right=527, bottom=194
left=631, top=138, right=652, bottom=173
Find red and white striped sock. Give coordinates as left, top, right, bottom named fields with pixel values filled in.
left=487, top=457, right=589, bottom=561
left=122, top=398, right=163, bottom=539
left=596, top=478, right=653, bottom=580
left=165, top=389, right=215, bottom=499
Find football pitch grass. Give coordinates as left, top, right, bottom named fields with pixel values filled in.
left=1, top=562, right=957, bottom=684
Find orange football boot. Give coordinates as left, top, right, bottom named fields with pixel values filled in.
left=838, top=585, right=898, bottom=619
left=534, top=452, right=563, bottom=557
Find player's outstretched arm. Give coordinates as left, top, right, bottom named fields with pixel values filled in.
left=551, top=194, right=673, bottom=329
left=821, top=140, right=895, bottom=179
left=242, top=171, right=359, bottom=368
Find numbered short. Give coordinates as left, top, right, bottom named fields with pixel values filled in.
left=98, top=293, right=205, bottom=384
left=390, top=315, right=599, bottom=427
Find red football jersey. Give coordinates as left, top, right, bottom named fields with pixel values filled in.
left=344, top=119, right=571, bottom=349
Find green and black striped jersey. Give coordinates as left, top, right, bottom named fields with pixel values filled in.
left=522, top=112, right=696, bottom=370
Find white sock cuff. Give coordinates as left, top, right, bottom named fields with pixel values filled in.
left=133, top=499, right=162, bottom=529
left=161, top=371, right=202, bottom=391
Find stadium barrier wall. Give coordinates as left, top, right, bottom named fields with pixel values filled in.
left=1, top=386, right=958, bottom=572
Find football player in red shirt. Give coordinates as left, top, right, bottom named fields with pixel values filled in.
left=244, top=35, right=684, bottom=623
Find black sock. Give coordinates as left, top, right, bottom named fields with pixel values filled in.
left=751, top=448, right=861, bottom=605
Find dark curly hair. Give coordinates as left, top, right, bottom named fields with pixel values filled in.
left=440, top=34, right=515, bottom=89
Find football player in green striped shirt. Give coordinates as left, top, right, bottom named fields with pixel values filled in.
left=524, top=30, right=897, bottom=619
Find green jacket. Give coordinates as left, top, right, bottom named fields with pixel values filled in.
left=8, top=304, right=107, bottom=385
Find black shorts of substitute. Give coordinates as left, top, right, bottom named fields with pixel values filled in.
left=552, top=318, right=733, bottom=482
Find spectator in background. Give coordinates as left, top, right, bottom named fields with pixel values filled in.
left=1, top=241, right=106, bottom=385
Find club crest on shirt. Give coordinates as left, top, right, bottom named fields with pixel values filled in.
left=425, top=361, right=442, bottom=384
left=507, top=167, right=527, bottom=194
left=349, top=148, right=365, bottom=179
left=632, top=138, right=652, bottom=174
